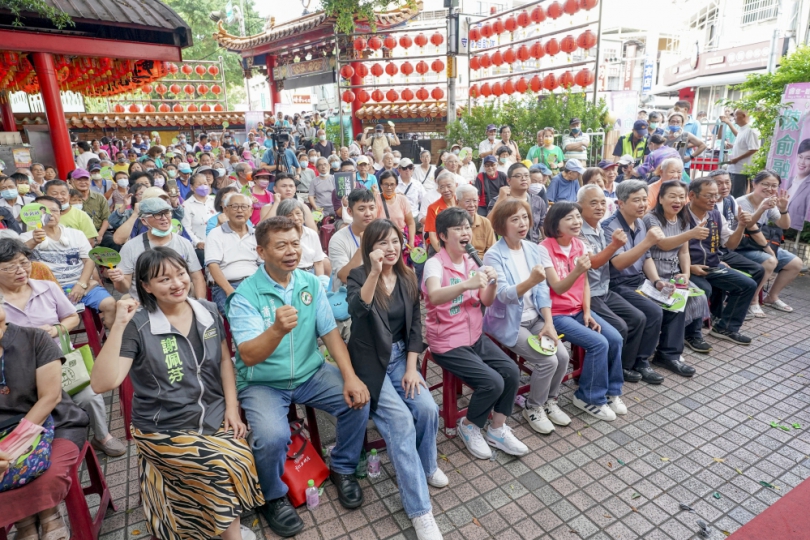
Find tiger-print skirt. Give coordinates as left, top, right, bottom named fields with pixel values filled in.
left=132, top=426, right=265, bottom=540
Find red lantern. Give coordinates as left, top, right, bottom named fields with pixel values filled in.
left=208, top=65, right=219, bottom=76
left=516, top=77, right=529, bottom=93
left=416, top=87, right=429, bottom=100
left=561, top=35, right=578, bottom=54
left=517, top=45, right=530, bottom=62
left=503, top=48, right=517, bottom=64
left=354, top=37, right=367, bottom=51
left=431, top=59, right=445, bottom=73
left=385, top=62, right=399, bottom=76
left=159, top=103, right=170, bottom=112
left=582, top=0, right=598, bottom=9
left=480, top=23, right=493, bottom=38
left=181, top=64, right=193, bottom=76
left=357, top=89, right=371, bottom=104
left=577, top=29, right=597, bottom=50
left=480, top=83, right=491, bottom=97
left=491, top=50, right=504, bottom=67
left=575, top=68, right=595, bottom=87
left=386, top=89, right=399, bottom=102
left=198, top=84, right=209, bottom=95
left=543, top=73, right=559, bottom=90
left=201, top=103, right=211, bottom=112
left=517, top=10, right=531, bottom=27
left=213, top=104, right=224, bottom=112
left=187, top=103, right=199, bottom=112
left=469, top=27, right=481, bottom=41
left=355, top=63, right=369, bottom=78
left=414, top=33, right=428, bottom=47
left=470, top=56, right=481, bottom=70
left=470, top=84, right=479, bottom=99
left=211, top=84, right=222, bottom=95
left=114, top=103, right=125, bottom=113
left=195, top=65, right=206, bottom=77
left=545, top=38, right=561, bottom=56
left=431, top=87, right=444, bottom=100
left=169, top=83, right=181, bottom=95
left=530, top=75, right=542, bottom=92
left=173, top=103, right=184, bottom=112
left=372, top=89, right=385, bottom=102
left=368, top=36, right=382, bottom=50
left=156, top=83, right=168, bottom=95
left=400, top=35, right=413, bottom=49
left=401, top=61, right=414, bottom=76
left=141, top=84, right=153, bottom=94
left=479, top=54, right=492, bottom=69
left=167, top=63, right=179, bottom=75
left=560, top=71, right=575, bottom=88
left=563, top=0, right=580, bottom=15
left=183, top=84, right=195, bottom=96
left=371, top=63, right=384, bottom=77
left=416, top=61, right=429, bottom=75
left=402, top=88, right=415, bottom=101
left=493, top=19, right=505, bottom=35
left=503, top=79, right=515, bottom=95
left=144, top=104, right=156, bottom=112
left=547, top=1, right=563, bottom=18
left=504, top=15, right=517, bottom=33
left=492, top=82, right=503, bottom=97
left=430, top=32, right=444, bottom=47
left=340, top=65, right=355, bottom=79
left=530, top=41, right=545, bottom=59
left=384, top=35, right=397, bottom=49
left=342, top=90, right=355, bottom=103
left=531, top=5, right=546, bottom=23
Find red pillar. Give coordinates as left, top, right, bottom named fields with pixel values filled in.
left=350, top=62, right=363, bottom=139
left=0, top=92, right=14, bottom=132
left=31, top=53, right=73, bottom=178
left=267, top=55, right=281, bottom=114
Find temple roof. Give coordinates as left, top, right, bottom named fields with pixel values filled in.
left=12, top=111, right=272, bottom=129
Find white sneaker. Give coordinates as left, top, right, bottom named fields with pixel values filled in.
left=572, top=395, right=617, bottom=421
left=485, top=424, right=529, bottom=456
left=544, top=398, right=572, bottom=426
left=412, top=512, right=443, bottom=540
left=523, top=406, right=555, bottom=434
left=457, top=418, right=492, bottom=460
left=240, top=524, right=257, bottom=540
left=606, top=395, right=628, bottom=415
left=427, top=467, right=449, bottom=488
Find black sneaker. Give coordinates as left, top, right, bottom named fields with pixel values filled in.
left=258, top=497, right=303, bottom=538
left=623, top=369, right=642, bottom=383
left=685, top=336, right=712, bottom=353
left=709, top=327, right=752, bottom=345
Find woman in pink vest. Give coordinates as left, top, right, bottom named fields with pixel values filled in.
left=422, top=207, right=528, bottom=460
left=539, top=201, right=626, bottom=421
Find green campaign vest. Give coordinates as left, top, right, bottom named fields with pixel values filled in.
left=228, top=269, right=323, bottom=391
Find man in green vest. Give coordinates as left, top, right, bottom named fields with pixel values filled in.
left=227, top=216, right=370, bottom=538
left=612, top=120, right=651, bottom=164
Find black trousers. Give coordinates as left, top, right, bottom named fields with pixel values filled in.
left=591, top=290, right=650, bottom=371
left=721, top=250, right=765, bottom=288
left=431, top=335, right=520, bottom=429
left=687, top=266, right=757, bottom=335
left=730, top=173, right=749, bottom=198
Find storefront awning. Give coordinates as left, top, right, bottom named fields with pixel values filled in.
left=652, top=69, right=767, bottom=95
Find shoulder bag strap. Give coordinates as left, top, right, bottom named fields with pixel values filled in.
left=381, top=196, right=390, bottom=219
left=142, top=232, right=151, bottom=251
left=403, top=182, right=413, bottom=196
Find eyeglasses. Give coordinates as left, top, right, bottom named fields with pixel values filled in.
left=511, top=174, right=530, bottom=180
left=759, top=183, right=780, bottom=190
left=0, top=260, right=31, bottom=274
left=228, top=204, right=251, bottom=211
left=146, top=210, right=172, bottom=220
left=400, top=165, right=414, bottom=170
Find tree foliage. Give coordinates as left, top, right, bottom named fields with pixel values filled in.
left=321, top=0, right=415, bottom=35
left=725, top=45, right=810, bottom=174
left=0, top=0, right=72, bottom=28
left=446, top=91, right=608, bottom=159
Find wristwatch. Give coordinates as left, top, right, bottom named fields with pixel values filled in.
left=77, top=282, right=88, bottom=290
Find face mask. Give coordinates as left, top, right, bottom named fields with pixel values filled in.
left=544, top=137, right=554, bottom=145
left=668, top=125, right=681, bottom=132
left=151, top=227, right=172, bottom=238
left=168, top=170, right=177, bottom=178
left=1, top=189, right=17, bottom=200
left=72, top=203, right=83, bottom=211
left=300, top=160, right=309, bottom=167
left=331, top=162, right=340, bottom=170
left=117, top=178, right=129, bottom=188
left=375, top=132, right=383, bottom=138
left=17, top=184, right=29, bottom=195
left=499, top=157, right=507, bottom=164
left=649, top=122, right=659, bottom=130
left=257, top=179, right=270, bottom=189
left=319, top=135, right=327, bottom=141
left=61, top=203, right=70, bottom=211
left=216, top=168, right=227, bottom=177
left=154, top=177, right=165, bottom=188
left=91, top=173, right=102, bottom=180
left=117, top=157, right=126, bottom=163
left=195, top=185, right=210, bottom=197
left=571, top=128, right=581, bottom=135
left=453, top=149, right=460, bottom=155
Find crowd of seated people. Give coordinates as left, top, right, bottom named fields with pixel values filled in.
left=0, top=125, right=802, bottom=540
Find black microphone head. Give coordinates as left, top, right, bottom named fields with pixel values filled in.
left=464, top=242, right=476, bottom=256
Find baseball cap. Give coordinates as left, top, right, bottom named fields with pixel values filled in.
left=483, top=155, right=498, bottom=165
left=486, top=124, right=497, bottom=132
left=617, top=154, right=635, bottom=165
left=530, top=163, right=552, bottom=176
left=142, top=187, right=169, bottom=200
left=253, top=170, right=272, bottom=178
left=356, top=156, right=370, bottom=165
left=72, top=168, right=90, bottom=179
left=633, top=119, right=649, bottom=132
left=598, top=160, right=619, bottom=169
left=139, top=196, right=172, bottom=216
left=88, top=163, right=102, bottom=172
left=178, top=163, right=192, bottom=173
left=569, top=117, right=582, bottom=126
left=564, top=159, right=586, bottom=174
left=196, top=165, right=220, bottom=178
left=398, top=157, right=414, bottom=168
left=375, top=124, right=384, bottom=131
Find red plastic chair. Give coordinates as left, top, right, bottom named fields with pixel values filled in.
left=70, top=308, right=106, bottom=357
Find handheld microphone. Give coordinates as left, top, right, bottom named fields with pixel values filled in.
left=464, top=242, right=484, bottom=267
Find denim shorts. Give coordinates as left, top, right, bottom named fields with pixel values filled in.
left=63, top=284, right=111, bottom=311
left=736, top=248, right=797, bottom=273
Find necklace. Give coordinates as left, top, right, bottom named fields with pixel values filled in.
left=382, top=273, right=397, bottom=293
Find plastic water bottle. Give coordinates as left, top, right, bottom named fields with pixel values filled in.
left=355, top=449, right=368, bottom=478
left=306, top=479, right=319, bottom=510
left=368, top=449, right=381, bottom=478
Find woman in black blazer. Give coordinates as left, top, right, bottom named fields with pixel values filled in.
left=347, top=219, right=445, bottom=540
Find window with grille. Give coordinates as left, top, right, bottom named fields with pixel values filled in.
left=742, top=0, right=778, bottom=25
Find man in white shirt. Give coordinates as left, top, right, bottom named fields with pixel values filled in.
left=395, top=158, right=426, bottom=224
left=724, top=109, right=760, bottom=198
left=75, top=141, right=99, bottom=170
left=477, top=124, right=498, bottom=172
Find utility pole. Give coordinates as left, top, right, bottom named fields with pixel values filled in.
left=445, top=0, right=459, bottom=123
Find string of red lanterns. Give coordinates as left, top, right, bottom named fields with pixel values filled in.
left=468, top=67, right=594, bottom=99
left=353, top=31, right=445, bottom=53
left=468, top=29, right=597, bottom=71
left=341, top=86, right=448, bottom=103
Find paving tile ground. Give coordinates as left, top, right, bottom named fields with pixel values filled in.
left=27, top=277, right=810, bottom=539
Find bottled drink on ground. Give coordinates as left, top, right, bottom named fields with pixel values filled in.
left=368, top=448, right=381, bottom=478
left=355, top=449, right=368, bottom=478
left=306, top=479, right=319, bottom=510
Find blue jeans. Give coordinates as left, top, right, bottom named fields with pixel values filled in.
left=372, top=341, right=439, bottom=518
left=552, top=311, right=623, bottom=406
left=212, top=280, right=243, bottom=317
left=238, top=363, right=370, bottom=501
left=736, top=248, right=798, bottom=273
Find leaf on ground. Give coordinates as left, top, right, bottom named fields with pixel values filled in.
left=661, top=457, right=670, bottom=462
left=631, top=506, right=638, bottom=512
left=439, top=454, right=448, bottom=461
left=679, top=503, right=694, bottom=512
left=713, top=457, right=725, bottom=463
left=721, top=531, right=731, bottom=537
left=779, top=424, right=791, bottom=432
left=252, top=518, right=259, bottom=527
left=631, top=492, right=641, bottom=499
left=759, top=481, right=775, bottom=489
left=608, top=461, right=613, bottom=468
left=131, top=531, right=141, bottom=536
left=633, top=396, right=640, bottom=402
left=510, top=484, right=514, bottom=490
left=617, top=459, right=626, bottom=465
left=762, top=333, right=771, bottom=337
left=472, top=517, right=482, bottom=527
left=604, top=514, right=612, bottom=519
left=577, top=431, right=582, bottom=436
left=735, top=468, right=744, bottom=474
left=713, top=492, right=722, bottom=499
left=793, top=423, right=802, bottom=429
left=770, top=421, right=780, bottom=428
left=455, top=469, right=461, bottom=474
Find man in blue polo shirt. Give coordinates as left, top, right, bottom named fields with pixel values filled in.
left=547, top=159, right=585, bottom=203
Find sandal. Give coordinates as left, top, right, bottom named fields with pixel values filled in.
left=39, top=510, right=69, bottom=540
left=763, top=298, right=794, bottom=312
left=14, top=516, right=38, bottom=540
left=749, top=304, right=766, bottom=318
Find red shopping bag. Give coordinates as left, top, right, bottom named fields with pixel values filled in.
left=281, top=422, right=329, bottom=507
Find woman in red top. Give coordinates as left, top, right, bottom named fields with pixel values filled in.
left=539, top=201, right=626, bottom=422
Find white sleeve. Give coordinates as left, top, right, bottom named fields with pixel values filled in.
left=76, top=230, right=91, bottom=259
left=719, top=213, right=732, bottom=246
left=118, top=242, right=136, bottom=275
left=422, top=256, right=444, bottom=284
left=181, top=202, right=201, bottom=245
left=204, top=228, right=224, bottom=266
left=306, top=229, right=325, bottom=262
left=537, top=245, right=553, bottom=268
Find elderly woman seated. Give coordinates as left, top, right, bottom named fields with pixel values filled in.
left=0, top=293, right=90, bottom=540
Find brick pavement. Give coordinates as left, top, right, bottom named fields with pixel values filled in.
left=67, top=277, right=810, bottom=539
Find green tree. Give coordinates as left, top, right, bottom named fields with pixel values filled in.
left=0, top=0, right=72, bottom=28
left=321, top=0, right=416, bottom=34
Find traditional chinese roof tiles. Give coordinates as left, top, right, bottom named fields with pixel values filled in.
left=12, top=112, right=273, bottom=129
